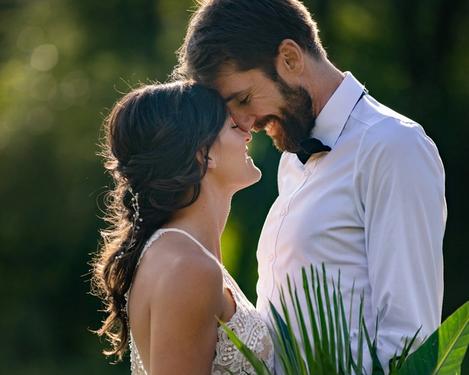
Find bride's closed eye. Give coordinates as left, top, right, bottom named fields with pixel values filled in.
left=231, top=124, right=239, bottom=129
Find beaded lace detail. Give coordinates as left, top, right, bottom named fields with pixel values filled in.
left=127, top=228, right=274, bottom=375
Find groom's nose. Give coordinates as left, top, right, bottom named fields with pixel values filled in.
left=231, top=112, right=255, bottom=132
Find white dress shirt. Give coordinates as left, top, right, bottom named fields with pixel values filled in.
left=256, top=72, right=446, bottom=373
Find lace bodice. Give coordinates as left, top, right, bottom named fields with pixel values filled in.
left=127, top=228, right=275, bottom=375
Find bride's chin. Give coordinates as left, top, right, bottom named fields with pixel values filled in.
left=249, top=164, right=262, bottom=183
left=235, top=168, right=262, bottom=191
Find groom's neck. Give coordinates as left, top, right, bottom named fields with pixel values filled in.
left=303, top=57, right=345, bottom=117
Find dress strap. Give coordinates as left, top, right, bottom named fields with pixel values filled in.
left=126, top=229, right=167, bottom=309
left=134, top=229, right=164, bottom=269
left=156, top=228, right=221, bottom=265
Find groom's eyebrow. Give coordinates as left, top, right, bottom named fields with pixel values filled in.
left=224, top=89, right=249, bottom=103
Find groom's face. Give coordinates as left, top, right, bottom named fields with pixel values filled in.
left=213, top=67, right=315, bottom=153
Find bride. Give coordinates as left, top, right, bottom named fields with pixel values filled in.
left=92, top=81, right=274, bottom=374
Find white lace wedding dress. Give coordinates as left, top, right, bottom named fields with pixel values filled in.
left=126, top=228, right=275, bottom=374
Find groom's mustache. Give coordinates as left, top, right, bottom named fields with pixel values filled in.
left=253, top=115, right=283, bottom=133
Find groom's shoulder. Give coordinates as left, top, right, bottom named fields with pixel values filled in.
left=352, top=94, right=418, bottom=130
left=351, top=95, right=434, bottom=152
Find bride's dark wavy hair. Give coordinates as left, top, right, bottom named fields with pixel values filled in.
left=91, top=81, right=227, bottom=360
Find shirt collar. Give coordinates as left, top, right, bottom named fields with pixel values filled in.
left=311, top=72, right=365, bottom=147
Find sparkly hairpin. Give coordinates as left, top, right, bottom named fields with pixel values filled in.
left=115, top=187, right=143, bottom=261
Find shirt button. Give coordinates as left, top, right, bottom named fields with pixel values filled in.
left=304, top=169, right=311, bottom=177
left=268, top=254, right=274, bottom=262
left=280, top=208, right=288, bottom=216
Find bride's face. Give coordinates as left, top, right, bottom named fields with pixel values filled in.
left=206, top=116, right=261, bottom=192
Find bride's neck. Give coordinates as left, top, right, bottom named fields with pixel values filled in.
left=165, top=185, right=232, bottom=261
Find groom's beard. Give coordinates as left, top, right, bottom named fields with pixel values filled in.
left=253, top=77, right=316, bottom=153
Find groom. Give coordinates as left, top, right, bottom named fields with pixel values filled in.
left=176, top=0, right=446, bottom=371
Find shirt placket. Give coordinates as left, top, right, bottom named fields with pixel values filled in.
left=269, top=159, right=318, bottom=300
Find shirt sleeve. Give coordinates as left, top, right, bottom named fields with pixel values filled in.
left=353, top=117, right=446, bottom=368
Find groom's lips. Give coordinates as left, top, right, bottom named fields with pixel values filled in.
left=254, top=114, right=284, bottom=133
left=265, top=120, right=282, bottom=138
left=253, top=114, right=278, bottom=132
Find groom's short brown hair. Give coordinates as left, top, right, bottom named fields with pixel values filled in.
left=174, top=0, right=326, bottom=84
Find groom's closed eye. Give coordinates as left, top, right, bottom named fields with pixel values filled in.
left=224, top=88, right=251, bottom=104
left=238, top=95, right=251, bottom=106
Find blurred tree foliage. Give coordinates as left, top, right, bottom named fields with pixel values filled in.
left=0, top=0, right=467, bottom=373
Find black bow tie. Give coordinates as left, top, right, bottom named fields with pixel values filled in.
left=294, top=89, right=367, bottom=164
left=296, top=138, right=331, bottom=164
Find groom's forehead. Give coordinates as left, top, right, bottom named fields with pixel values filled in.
left=214, top=68, right=265, bottom=100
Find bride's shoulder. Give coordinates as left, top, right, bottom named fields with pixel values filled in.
left=159, top=232, right=221, bottom=286
left=135, top=231, right=223, bottom=310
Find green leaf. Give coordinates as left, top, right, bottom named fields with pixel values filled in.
left=398, top=301, right=469, bottom=375
left=356, top=292, right=365, bottom=374
left=321, top=264, right=337, bottom=360
left=286, top=277, right=309, bottom=374
left=292, top=278, right=315, bottom=373
left=303, top=267, right=322, bottom=362
left=269, top=302, right=295, bottom=374
left=392, top=327, right=422, bottom=370
left=304, top=266, right=322, bottom=359
left=332, top=277, right=346, bottom=373
left=338, top=284, right=354, bottom=372
left=363, top=315, right=385, bottom=375
left=314, top=267, right=330, bottom=355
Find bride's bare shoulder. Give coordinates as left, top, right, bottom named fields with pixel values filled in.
left=132, top=231, right=223, bottom=311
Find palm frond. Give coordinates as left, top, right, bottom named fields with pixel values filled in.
left=222, top=265, right=469, bottom=375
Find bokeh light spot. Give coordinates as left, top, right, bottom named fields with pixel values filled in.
left=30, top=44, right=59, bottom=72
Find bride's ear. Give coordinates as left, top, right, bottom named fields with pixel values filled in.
left=206, top=154, right=217, bottom=169
left=196, top=150, right=217, bottom=169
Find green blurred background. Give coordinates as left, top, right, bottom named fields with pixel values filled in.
left=0, top=0, right=467, bottom=373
